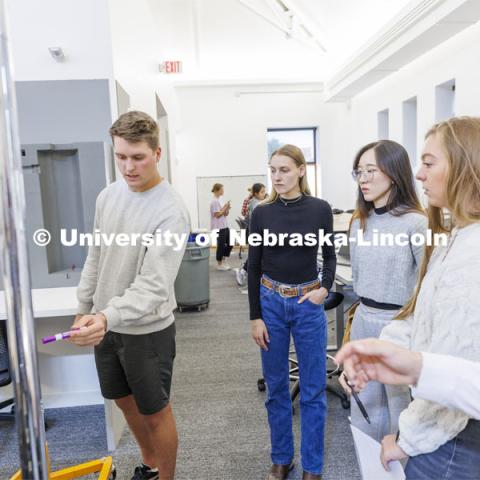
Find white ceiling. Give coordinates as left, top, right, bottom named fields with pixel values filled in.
left=147, top=0, right=413, bottom=82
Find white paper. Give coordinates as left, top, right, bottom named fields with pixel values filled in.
left=350, top=425, right=405, bottom=480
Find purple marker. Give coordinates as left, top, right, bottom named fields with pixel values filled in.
left=42, top=327, right=80, bottom=344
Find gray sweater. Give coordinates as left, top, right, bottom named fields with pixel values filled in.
left=350, top=209, right=427, bottom=306
left=77, top=179, right=190, bottom=335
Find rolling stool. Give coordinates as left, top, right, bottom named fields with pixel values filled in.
left=235, top=217, right=248, bottom=259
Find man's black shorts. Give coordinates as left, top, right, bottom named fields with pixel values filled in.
left=94, top=323, right=176, bottom=415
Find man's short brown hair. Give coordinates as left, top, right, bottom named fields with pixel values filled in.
left=109, top=111, right=159, bottom=150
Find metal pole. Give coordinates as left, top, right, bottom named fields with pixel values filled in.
left=0, top=1, right=48, bottom=478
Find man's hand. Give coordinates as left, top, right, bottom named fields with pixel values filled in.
left=298, top=287, right=328, bottom=305
left=251, top=319, right=270, bottom=351
left=335, top=338, right=423, bottom=389
left=380, top=434, right=407, bottom=471
left=68, top=313, right=107, bottom=347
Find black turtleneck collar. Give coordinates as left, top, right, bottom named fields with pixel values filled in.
left=374, top=205, right=390, bottom=215
left=277, top=193, right=305, bottom=206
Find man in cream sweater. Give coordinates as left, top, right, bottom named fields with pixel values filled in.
left=69, top=111, right=190, bottom=480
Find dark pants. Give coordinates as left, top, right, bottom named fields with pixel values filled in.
left=216, top=227, right=233, bottom=262
left=405, top=419, right=480, bottom=480
left=242, top=227, right=250, bottom=271
left=260, top=276, right=327, bottom=475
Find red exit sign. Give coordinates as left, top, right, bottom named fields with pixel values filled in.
left=159, top=61, right=182, bottom=74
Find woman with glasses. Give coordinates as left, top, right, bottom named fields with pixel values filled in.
left=339, top=140, right=427, bottom=442
left=249, top=144, right=336, bottom=480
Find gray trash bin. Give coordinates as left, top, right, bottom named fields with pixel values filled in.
left=174, top=239, right=210, bottom=312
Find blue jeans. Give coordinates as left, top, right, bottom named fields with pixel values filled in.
left=405, top=420, right=480, bottom=480
left=260, top=277, right=327, bottom=475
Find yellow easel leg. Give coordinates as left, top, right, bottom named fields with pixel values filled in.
left=10, top=442, right=114, bottom=480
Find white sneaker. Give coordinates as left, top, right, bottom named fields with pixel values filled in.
left=235, top=268, right=247, bottom=286
left=222, top=261, right=232, bottom=270
left=216, top=264, right=230, bottom=271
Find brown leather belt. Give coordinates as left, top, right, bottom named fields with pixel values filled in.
left=261, top=276, right=321, bottom=298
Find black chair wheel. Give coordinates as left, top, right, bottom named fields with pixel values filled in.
left=341, top=398, right=350, bottom=409
left=109, top=465, right=117, bottom=480
left=257, top=379, right=266, bottom=392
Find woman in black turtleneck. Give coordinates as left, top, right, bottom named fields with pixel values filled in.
left=248, top=144, right=336, bottom=480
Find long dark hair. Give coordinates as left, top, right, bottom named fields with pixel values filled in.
left=351, top=140, right=424, bottom=230
left=251, top=183, right=265, bottom=197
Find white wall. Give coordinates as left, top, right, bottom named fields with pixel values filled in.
left=8, top=0, right=480, bottom=221
left=146, top=0, right=328, bottom=82
left=173, top=85, right=352, bottom=227
left=349, top=21, right=480, bottom=165
left=7, top=0, right=114, bottom=81
left=171, top=18, right=480, bottom=228
left=108, top=0, right=182, bottom=178
left=6, top=0, right=119, bottom=144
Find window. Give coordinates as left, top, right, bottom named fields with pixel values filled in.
left=402, top=96, right=417, bottom=169
left=435, top=79, right=455, bottom=122
left=378, top=109, right=389, bottom=139
left=266, top=127, right=318, bottom=196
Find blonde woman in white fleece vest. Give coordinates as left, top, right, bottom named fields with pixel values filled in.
left=379, top=116, right=480, bottom=480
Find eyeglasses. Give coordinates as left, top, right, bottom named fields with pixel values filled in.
left=351, top=169, right=377, bottom=182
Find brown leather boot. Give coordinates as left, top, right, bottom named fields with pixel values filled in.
left=302, top=472, right=322, bottom=480
left=266, top=462, right=295, bottom=480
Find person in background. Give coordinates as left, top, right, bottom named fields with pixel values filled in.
left=339, top=140, right=427, bottom=442
left=377, top=116, right=480, bottom=479
left=235, top=182, right=267, bottom=286
left=247, top=183, right=267, bottom=222
left=249, top=144, right=336, bottom=480
left=210, top=183, right=232, bottom=270
left=241, top=187, right=252, bottom=218
left=336, top=338, right=480, bottom=421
